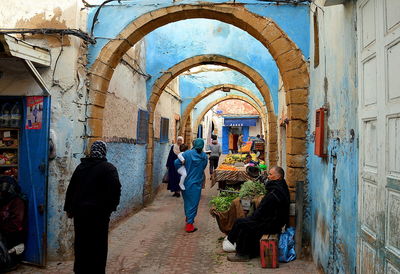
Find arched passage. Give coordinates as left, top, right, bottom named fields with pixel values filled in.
left=88, top=4, right=309, bottom=201
left=180, top=84, right=273, bottom=164
left=147, top=55, right=276, bottom=198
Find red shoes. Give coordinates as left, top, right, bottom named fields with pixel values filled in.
left=185, top=223, right=197, bottom=233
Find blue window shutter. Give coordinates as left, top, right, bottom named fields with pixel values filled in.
left=160, top=117, right=169, bottom=143
left=137, top=109, right=149, bottom=144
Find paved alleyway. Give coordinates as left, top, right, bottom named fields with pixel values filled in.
left=16, top=172, right=317, bottom=274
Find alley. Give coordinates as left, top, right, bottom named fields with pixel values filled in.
left=17, top=177, right=317, bottom=274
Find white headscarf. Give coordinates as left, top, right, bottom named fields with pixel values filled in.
left=173, top=136, right=184, bottom=155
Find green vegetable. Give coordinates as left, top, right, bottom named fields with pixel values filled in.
left=239, top=180, right=266, bottom=199
left=209, top=188, right=239, bottom=212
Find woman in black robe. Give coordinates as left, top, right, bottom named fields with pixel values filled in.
left=166, top=136, right=184, bottom=197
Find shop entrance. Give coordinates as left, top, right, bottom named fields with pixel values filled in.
left=0, top=96, right=50, bottom=266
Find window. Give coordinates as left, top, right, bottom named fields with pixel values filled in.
left=313, top=10, right=320, bottom=68
left=160, top=117, right=169, bottom=143
left=137, top=109, right=149, bottom=144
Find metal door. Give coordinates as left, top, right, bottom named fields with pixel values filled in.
left=357, top=0, right=400, bottom=272
left=19, top=96, right=50, bottom=266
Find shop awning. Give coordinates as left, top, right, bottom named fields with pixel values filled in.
left=0, top=34, right=50, bottom=67
left=0, top=34, right=51, bottom=95
left=224, top=117, right=258, bottom=127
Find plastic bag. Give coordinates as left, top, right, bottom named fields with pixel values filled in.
left=278, top=227, right=296, bottom=262
left=162, top=170, right=169, bottom=184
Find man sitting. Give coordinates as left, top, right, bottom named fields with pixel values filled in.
left=225, top=166, right=290, bottom=262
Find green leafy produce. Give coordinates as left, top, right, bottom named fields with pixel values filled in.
left=239, top=180, right=266, bottom=199
left=209, top=188, right=239, bottom=212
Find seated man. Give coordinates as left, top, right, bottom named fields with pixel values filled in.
left=0, top=176, right=26, bottom=271
left=225, top=166, right=290, bottom=262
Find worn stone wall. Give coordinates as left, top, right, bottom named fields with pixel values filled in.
left=305, top=2, right=358, bottom=273
left=0, top=0, right=89, bottom=260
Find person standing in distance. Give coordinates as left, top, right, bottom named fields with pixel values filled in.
left=64, top=141, right=121, bottom=274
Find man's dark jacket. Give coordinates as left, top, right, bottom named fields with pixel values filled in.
left=64, top=158, right=121, bottom=215
left=228, top=179, right=290, bottom=257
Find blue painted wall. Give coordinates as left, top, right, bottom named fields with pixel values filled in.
left=305, top=3, right=358, bottom=273
left=87, top=1, right=309, bottom=69
left=152, top=141, right=170, bottom=190
left=107, top=143, right=147, bottom=220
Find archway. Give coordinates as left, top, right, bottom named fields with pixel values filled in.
left=180, top=84, right=273, bottom=164
left=192, top=95, right=265, bottom=137
left=147, top=55, right=276, bottom=198
left=88, top=4, right=309, bottom=201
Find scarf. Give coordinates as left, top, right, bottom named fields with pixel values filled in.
left=90, top=140, right=107, bottom=159
left=193, top=138, right=204, bottom=153
left=212, top=139, right=218, bottom=145
left=173, top=136, right=184, bottom=155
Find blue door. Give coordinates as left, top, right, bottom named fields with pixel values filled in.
left=242, top=126, right=249, bottom=143
left=222, top=126, right=229, bottom=154
left=19, top=96, right=50, bottom=266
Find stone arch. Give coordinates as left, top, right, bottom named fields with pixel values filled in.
left=88, top=4, right=309, bottom=201
left=147, top=55, right=277, bottom=197
left=193, top=95, right=265, bottom=138
left=180, top=84, right=272, bottom=163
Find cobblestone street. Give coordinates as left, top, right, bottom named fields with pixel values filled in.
left=16, top=172, right=317, bottom=274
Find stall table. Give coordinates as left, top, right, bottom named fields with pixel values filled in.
left=211, top=166, right=253, bottom=189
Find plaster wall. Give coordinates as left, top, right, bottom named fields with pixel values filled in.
left=0, top=0, right=90, bottom=260
left=305, top=2, right=358, bottom=273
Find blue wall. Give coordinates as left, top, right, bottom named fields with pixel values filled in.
left=152, top=141, right=170, bottom=190
left=145, top=19, right=277, bottom=107
left=305, top=3, right=358, bottom=273
left=107, top=143, right=147, bottom=220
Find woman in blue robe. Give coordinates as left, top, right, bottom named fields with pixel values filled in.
left=175, top=138, right=208, bottom=232
left=166, top=136, right=183, bottom=197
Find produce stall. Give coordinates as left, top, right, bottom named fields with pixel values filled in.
left=209, top=181, right=266, bottom=234
left=211, top=153, right=266, bottom=189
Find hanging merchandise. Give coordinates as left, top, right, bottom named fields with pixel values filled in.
left=25, top=97, right=43, bottom=130
left=0, top=103, right=12, bottom=127
left=10, top=102, right=22, bottom=128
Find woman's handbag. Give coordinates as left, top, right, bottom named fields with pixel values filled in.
left=162, top=170, right=169, bottom=184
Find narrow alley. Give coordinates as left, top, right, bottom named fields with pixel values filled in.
left=0, top=0, right=400, bottom=273
left=18, top=176, right=317, bottom=273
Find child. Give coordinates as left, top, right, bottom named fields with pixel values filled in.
left=177, top=144, right=188, bottom=190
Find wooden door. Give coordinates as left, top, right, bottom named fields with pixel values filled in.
left=357, top=0, right=400, bottom=272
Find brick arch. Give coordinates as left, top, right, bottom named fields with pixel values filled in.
left=180, top=84, right=274, bottom=165
left=193, top=95, right=264, bottom=137
left=88, top=4, right=309, bottom=201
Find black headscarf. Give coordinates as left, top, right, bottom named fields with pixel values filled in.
left=90, top=141, right=107, bottom=159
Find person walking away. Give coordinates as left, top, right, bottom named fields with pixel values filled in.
left=207, top=135, right=221, bottom=175
left=64, top=141, right=121, bottom=274
left=237, top=134, right=243, bottom=153
left=175, top=138, right=208, bottom=233
left=0, top=176, right=27, bottom=272
left=177, top=144, right=189, bottom=190
left=166, top=136, right=184, bottom=197
left=225, top=166, right=289, bottom=262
